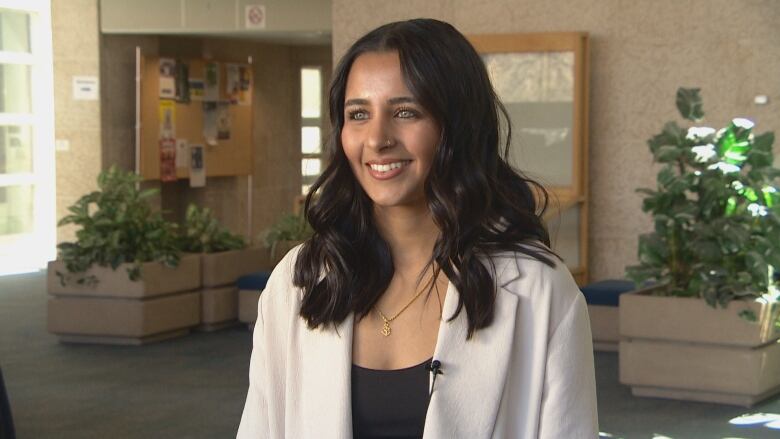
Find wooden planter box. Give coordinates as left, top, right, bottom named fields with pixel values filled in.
left=47, top=254, right=201, bottom=299
left=46, top=255, right=202, bottom=344
left=619, top=285, right=780, bottom=406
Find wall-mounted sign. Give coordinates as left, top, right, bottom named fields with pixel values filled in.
left=245, top=5, right=266, bottom=29
left=72, top=76, right=99, bottom=100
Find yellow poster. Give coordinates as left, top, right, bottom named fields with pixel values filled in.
left=159, top=100, right=176, bottom=139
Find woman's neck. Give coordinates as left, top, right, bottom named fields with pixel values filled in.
left=373, top=204, right=439, bottom=277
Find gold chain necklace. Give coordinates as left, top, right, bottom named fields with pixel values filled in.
left=376, top=287, right=426, bottom=337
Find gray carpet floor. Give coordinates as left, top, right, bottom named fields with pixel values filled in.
left=2, top=271, right=780, bottom=438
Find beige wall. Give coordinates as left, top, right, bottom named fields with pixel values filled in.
left=52, top=0, right=102, bottom=243
left=332, top=0, right=780, bottom=281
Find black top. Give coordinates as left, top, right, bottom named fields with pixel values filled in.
left=351, top=358, right=432, bottom=439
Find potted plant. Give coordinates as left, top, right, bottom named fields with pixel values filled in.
left=178, top=204, right=271, bottom=330
left=262, top=212, right=313, bottom=265
left=621, top=88, right=780, bottom=406
left=47, top=166, right=201, bottom=344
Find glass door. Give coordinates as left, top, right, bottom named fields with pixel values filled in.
left=0, top=0, right=54, bottom=275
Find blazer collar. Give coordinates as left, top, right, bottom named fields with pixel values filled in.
left=297, top=278, right=519, bottom=439
left=422, top=280, right=519, bottom=438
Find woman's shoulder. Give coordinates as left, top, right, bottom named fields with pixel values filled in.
left=258, top=244, right=306, bottom=319
left=487, top=241, right=582, bottom=310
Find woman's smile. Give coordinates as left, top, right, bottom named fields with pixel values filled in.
left=366, top=159, right=413, bottom=179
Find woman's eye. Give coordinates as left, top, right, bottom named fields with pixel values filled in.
left=396, top=108, right=418, bottom=119
left=348, top=110, right=368, bottom=121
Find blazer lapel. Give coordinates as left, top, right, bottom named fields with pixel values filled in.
left=423, top=280, right=519, bottom=438
left=296, top=312, right=354, bottom=438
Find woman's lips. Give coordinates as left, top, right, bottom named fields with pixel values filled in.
left=366, top=160, right=412, bottom=180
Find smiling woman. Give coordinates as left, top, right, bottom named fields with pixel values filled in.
left=238, top=18, right=597, bottom=439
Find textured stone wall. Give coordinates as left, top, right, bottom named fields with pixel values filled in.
left=332, top=0, right=780, bottom=280
left=52, top=0, right=102, bottom=244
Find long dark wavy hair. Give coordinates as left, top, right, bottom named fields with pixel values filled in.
left=294, top=18, right=556, bottom=338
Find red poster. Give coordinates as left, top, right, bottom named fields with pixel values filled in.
left=160, top=137, right=177, bottom=182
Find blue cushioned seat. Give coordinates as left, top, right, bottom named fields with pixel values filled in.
left=237, top=271, right=272, bottom=291
left=580, top=279, right=635, bottom=307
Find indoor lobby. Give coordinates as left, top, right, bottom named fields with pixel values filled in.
left=1, top=1, right=779, bottom=438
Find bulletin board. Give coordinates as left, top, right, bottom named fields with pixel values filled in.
left=139, top=57, right=254, bottom=181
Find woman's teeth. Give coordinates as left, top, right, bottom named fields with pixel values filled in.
left=369, top=161, right=409, bottom=172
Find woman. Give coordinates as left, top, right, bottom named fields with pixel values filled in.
left=238, top=18, right=598, bottom=438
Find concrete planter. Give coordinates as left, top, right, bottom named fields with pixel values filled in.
left=48, top=292, right=200, bottom=345
left=47, top=254, right=201, bottom=299
left=588, top=305, right=619, bottom=351
left=238, top=289, right=262, bottom=326
left=198, top=286, right=239, bottom=331
left=200, top=246, right=270, bottom=288
left=194, top=246, right=271, bottom=331
left=619, top=285, right=780, bottom=406
left=46, top=255, right=202, bottom=344
left=270, top=240, right=302, bottom=267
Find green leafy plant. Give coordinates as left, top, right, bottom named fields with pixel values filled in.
left=178, top=203, right=246, bottom=253
left=626, top=88, right=780, bottom=314
left=262, top=213, right=313, bottom=257
left=56, top=166, right=180, bottom=284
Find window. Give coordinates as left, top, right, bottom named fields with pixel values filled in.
left=0, top=0, right=55, bottom=275
left=300, top=67, right=323, bottom=194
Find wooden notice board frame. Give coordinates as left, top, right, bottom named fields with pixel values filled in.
left=139, top=57, right=254, bottom=180
left=468, top=32, right=590, bottom=285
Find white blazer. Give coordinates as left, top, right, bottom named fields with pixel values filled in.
left=237, top=245, right=598, bottom=438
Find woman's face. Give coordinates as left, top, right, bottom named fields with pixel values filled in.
left=341, top=51, right=441, bottom=210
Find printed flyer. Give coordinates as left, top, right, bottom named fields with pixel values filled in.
left=189, top=78, right=204, bottom=101
left=159, top=137, right=177, bottom=182
left=159, top=58, right=176, bottom=99
left=204, top=62, right=220, bottom=101
left=175, top=61, right=190, bottom=103
left=217, top=102, right=230, bottom=140
left=158, top=100, right=176, bottom=138
left=190, top=144, right=205, bottom=187
left=202, top=102, right=218, bottom=145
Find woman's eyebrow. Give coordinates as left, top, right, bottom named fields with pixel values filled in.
left=344, top=98, right=369, bottom=107
left=387, top=96, right=416, bottom=105
left=344, top=96, right=417, bottom=107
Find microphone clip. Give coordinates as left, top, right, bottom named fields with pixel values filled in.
left=427, top=359, right=443, bottom=397
left=426, top=359, right=443, bottom=376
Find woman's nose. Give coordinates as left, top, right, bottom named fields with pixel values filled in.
left=365, top=115, right=394, bottom=150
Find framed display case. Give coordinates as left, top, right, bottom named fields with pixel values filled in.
left=468, top=32, right=590, bottom=285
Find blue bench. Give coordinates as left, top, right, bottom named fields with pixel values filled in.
left=237, top=272, right=271, bottom=291
left=581, top=279, right=635, bottom=307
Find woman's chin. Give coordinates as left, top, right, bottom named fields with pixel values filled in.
left=367, top=192, right=426, bottom=210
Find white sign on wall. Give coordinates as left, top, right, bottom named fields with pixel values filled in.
left=72, top=76, right=99, bottom=100
left=245, top=4, right=266, bottom=29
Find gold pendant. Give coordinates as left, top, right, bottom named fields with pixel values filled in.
left=381, top=320, right=391, bottom=337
